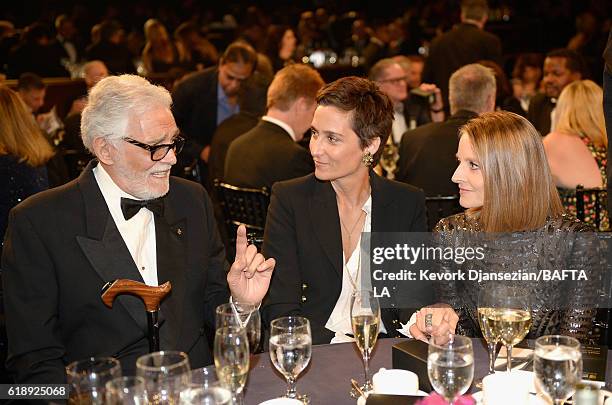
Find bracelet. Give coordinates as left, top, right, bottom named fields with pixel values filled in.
left=430, top=107, right=444, bottom=113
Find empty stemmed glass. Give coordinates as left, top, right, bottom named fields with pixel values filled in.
left=427, top=335, right=474, bottom=404
left=534, top=335, right=583, bottom=405
left=136, top=350, right=191, bottom=404
left=66, top=357, right=121, bottom=404
left=269, top=316, right=312, bottom=402
left=216, top=302, right=261, bottom=353
left=350, top=290, right=381, bottom=394
left=214, top=326, right=250, bottom=405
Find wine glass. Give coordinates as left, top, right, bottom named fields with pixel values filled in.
left=477, top=289, right=501, bottom=377
left=214, top=326, right=250, bottom=405
left=136, top=351, right=191, bottom=404
left=350, top=290, right=381, bottom=394
left=534, top=335, right=583, bottom=405
left=269, top=316, right=312, bottom=401
left=486, top=285, right=532, bottom=372
left=181, top=365, right=232, bottom=405
left=66, top=357, right=121, bottom=404
left=427, top=335, right=474, bottom=404
left=216, top=302, right=261, bottom=353
left=105, top=376, right=148, bottom=404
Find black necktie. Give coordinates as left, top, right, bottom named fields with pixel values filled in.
left=120, top=197, right=164, bottom=220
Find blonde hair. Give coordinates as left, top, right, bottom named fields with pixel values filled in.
left=0, top=85, right=54, bottom=166
left=461, top=111, right=563, bottom=232
left=267, top=64, right=324, bottom=111
left=553, top=80, right=607, bottom=147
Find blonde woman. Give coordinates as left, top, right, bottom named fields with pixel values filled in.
left=0, top=85, right=54, bottom=247
left=142, top=19, right=178, bottom=74
left=543, top=80, right=608, bottom=230
left=409, top=111, right=598, bottom=344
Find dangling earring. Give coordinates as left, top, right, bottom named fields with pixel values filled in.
left=362, top=151, right=373, bottom=167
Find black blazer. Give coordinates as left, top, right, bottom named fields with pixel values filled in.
left=396, top=110, right=478, bottom=196
left=261, top=172, right=427, bottom=344
left=1, top=161, right=229, bottom=383
left=224, top=120, right=314, bottom=190
left=172, top=67, right=219, bottom=151
left=423, top=22, right=502, bottom=107
left=527, top=92, right=555, bottom=136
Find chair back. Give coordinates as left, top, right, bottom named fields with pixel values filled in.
left=213, top=180, right=270, bottom=247
left=575, top=185, right=608, bottom=231
left=425, top=195, right=463, bottom=231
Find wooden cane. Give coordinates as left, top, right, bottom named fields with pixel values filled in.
left=101, top=279, right=172, bottom=352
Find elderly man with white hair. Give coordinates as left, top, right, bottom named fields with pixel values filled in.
left=1, top=74, right=275, bottom=384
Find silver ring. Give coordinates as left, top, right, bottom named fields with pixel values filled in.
left=425, top=313, right=433, bottom=328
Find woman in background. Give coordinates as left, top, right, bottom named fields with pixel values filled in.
left=142, top=19, right=178, bottom=74
left=0, top=85, right=53, bottom=251
left=543, top=80, right=608, bottom=231
left=264, top=25, right=297, bottom=72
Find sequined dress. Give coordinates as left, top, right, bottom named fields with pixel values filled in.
left=0, top=154, right=48, bottom=247
left=557, top=133, right=608, bottom=231
left=434, top=213, right=602, bottom=344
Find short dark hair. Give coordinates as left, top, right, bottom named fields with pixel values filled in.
left=316, top=76, right=393, bottom=165
left=461, top=0, right=489, bottom=21
left=546, top=48, right=587, bottom=77
left=220, top=41, right=258, bottom=68
left=17, top=73, right=45, bottom=91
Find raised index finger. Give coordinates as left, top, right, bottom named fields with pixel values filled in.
left=234, top=224, right=248, bottom=261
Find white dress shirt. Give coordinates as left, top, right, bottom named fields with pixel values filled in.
left=93, top=164, right=159, bottom=286
left=262, top=116, right=297, bottom=141
left=391, top=106, right=408, bottom=144
left=325, top=196, right=388, bottom=343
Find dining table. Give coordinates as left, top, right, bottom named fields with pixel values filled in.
left=243, top=338, right=612, bottom=405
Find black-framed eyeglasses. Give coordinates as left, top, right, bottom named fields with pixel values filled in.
left=378, top=76, right=407, bottom=85
left=122, top=135, right=185, bottom=161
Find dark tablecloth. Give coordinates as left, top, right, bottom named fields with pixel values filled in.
left=244, top=338, right=612, bottom=405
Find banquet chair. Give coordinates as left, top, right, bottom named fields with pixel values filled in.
left=213, top=180, right=270, bottom=252
left=425, top=195, right=463, bottom=231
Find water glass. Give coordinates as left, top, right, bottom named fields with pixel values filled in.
left=214, top=326, right=250, bottom=405
left=66, top=357, right=121, bottom=404
left=216, top=302, right=261, bottom=353
left=269, top=316, right=312, bottom=401
left=136, top=351, right=190, bottom=404
left=105, top=376, right=147, bottom=404
left=427, top=335, right=474, bottom=404
left=534, top=335, right=583, bottom=405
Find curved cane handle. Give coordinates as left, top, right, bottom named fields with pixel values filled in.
left=101, top=279, right=172, bottom=312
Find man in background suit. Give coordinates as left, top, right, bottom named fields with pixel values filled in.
left=172, top=42, right=257, bottom=183
left=422, top=0, right=501, bottom=109
left=396, top=64, right=496, bottom=196
left=1, top=74, right=275, bottom=384
left=223, top=64, right=323, bottom=190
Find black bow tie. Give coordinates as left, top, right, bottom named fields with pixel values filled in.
left=120, top=197, right=164, bottom=220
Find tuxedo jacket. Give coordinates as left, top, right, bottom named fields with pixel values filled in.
left=1, top=161, right=229, bottom=383
left=223, top=120, right=314, bottom=190
left=396, top=110, right=478, bottom=196
left=261, top=172, right=428, bottom=345
left=527, top=92, right=555, bottom=136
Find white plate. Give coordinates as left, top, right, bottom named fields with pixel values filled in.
left=356, top=390, right=428, bottom=405
left=258, top=398, right=303, bottom=405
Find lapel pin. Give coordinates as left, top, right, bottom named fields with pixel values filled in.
left=176, top=228, right=183, bottom=236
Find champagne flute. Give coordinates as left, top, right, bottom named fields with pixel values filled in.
left=181, top=365, right=232, bottom=405
left=350, top=290, right=381, bottom=394
left=477, top=289, right=501, bottom=377
left=66, top=357, right=121, bottom=404
left=427, top=335, right=474, bottom=404
left=214, top=326, right=250, bottom=405
left=269, top=316, right=312, bottom=401
left=136, top=350, right=191, bottom=404
left=216, top=302, right=261, bottom=353
left=534, top=335, right=583, bottom=405
left=105, top=376, right=148, bottom=405
left=485, top=285, right=532, bottom=371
